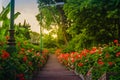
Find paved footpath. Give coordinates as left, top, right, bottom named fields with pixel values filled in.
left=33, top=54, right=81, bottom=80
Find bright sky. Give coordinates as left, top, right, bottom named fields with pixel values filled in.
left=0, top=0, right=40, bottom=33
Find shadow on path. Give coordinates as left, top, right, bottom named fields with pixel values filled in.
left=33, top=54, right=81, bottom=80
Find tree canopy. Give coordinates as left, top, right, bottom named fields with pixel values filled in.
left=37, top=0, right=120, bottom=52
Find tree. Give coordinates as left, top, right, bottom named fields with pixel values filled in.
left=15, top=20, right=31, bottom=40
left=36, top=0, right=69, bottom=48
left=30, top=31, right=40, bottom=44
left=63, top=0, right=120, bottom=51
left=42, top=33, right=57, bottom=48
left=37, top=0, right=120, bottom=51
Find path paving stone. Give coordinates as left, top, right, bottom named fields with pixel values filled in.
left=33, top=54, right=81, bottom=80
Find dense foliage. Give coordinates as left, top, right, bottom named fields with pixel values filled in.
left=56, top=40, right=120, bottom=80
left=0, top=3, right=49, bottom=80
left=0, top=38, right=48, bottom=80
left=37, top=0, right=120, bottom=79
left=0, top=3, right=20, bottom=42
left=37, top=0, right=69, bottom=48
left=37, top=0, right=120, bottom=52
left=63, top=0, right=120, bottom=51
left=0, top=0, right=120, bottom=79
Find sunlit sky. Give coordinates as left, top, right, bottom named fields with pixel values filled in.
left=0, top=0, right=40, bottom=33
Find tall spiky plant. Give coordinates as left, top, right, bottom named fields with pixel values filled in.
left=0, top=3, right=20, bottom=41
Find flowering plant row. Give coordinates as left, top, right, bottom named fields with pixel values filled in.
left=0, top=41, right=49, bottom=80
left=56, top=40, right=120, bottom=80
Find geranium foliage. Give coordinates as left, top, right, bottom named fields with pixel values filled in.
left=56, top=40, right=120, bottom=80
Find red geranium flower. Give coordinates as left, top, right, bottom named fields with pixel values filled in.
left=16, top=73, right=25, bottom=80
left=21, top=48, right=25, bottom=51
left=23, top=56, right=27, bottom=62
left=78, top=54, right=82, bottom=59
left=97, top=58, right=104, bottom=66
left=71, top=57, right=75, bottom=63
left=108, top=62, right=114, bottom=66
left=114, top=39, right=118, bottom=43
left=98, top=61, right=104, bottom=65
left=78, top=62, right=84, bottom=67
left=116, top=52, right=120, bottom=57
left=90, top=47, right=97, bottom=54
left=16, top=73, right=24, bottom=78
left=5, top=35, right=9, bottom=40
left=1, top=50, right=10, bottom=59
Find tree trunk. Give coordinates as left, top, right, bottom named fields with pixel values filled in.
left=57, top=5, right=68, bottom=45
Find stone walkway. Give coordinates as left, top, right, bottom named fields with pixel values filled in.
left=33, top=54, right=81, bottom=80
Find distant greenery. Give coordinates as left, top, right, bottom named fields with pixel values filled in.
left=37, top=0, right=69, bottom=48
left=0, top=3, right=40, bottom=50
left=63, top=0, right=120, bottom=51
left=37, top=0, right=120, bottom=52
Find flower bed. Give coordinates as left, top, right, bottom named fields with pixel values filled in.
left=56, top=40, right=120, bottom=80
left=0, top=41, right=49, bottom=80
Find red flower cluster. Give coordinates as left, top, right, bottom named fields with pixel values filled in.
left=23, top=56, right=27, bottom=62
left=108, top=62, right=114, bottom=66
left=5, top=35, right=9, bottom=40
left=57, top=53, right=70, bottom=66
left=42, top=49, right=49, bottom=54
left=58, top=53, right=70, bottom=61
left=71, top=57, right=75, bottom=63
left=21, top=48, right=25, bottom=52
left=90, top=47, right=97, bottom=54
left=55, top=49, right=62, bottom=56
left=16, top=73, right=25, bottom=80
left=78, top=62, right=84, bottom=67
left=80, top=49, right=89, bottom=57
left=114, top=39, right=118, bottom=44
left=1, top=50, right=10, bottom=59
left=116, top=52, right=120, bottom=57
left=97, top=58, right=104, bottom=66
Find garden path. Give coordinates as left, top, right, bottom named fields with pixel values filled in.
left=33, top=54, right=81, bottom=80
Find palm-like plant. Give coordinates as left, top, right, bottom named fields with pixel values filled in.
left=0, top=3, right=20, bottom=42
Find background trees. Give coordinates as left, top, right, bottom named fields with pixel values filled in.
left=36, top=0, right=120, bottom=52
left=15, top=20, right=31, bottom=40
left=0, top=3, right=38, bottom=50
left=36, top=0, right=69, bottom=48
left=63, top=0, right=120, bottom=51
left=1, top=0, right=119, bottom=52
